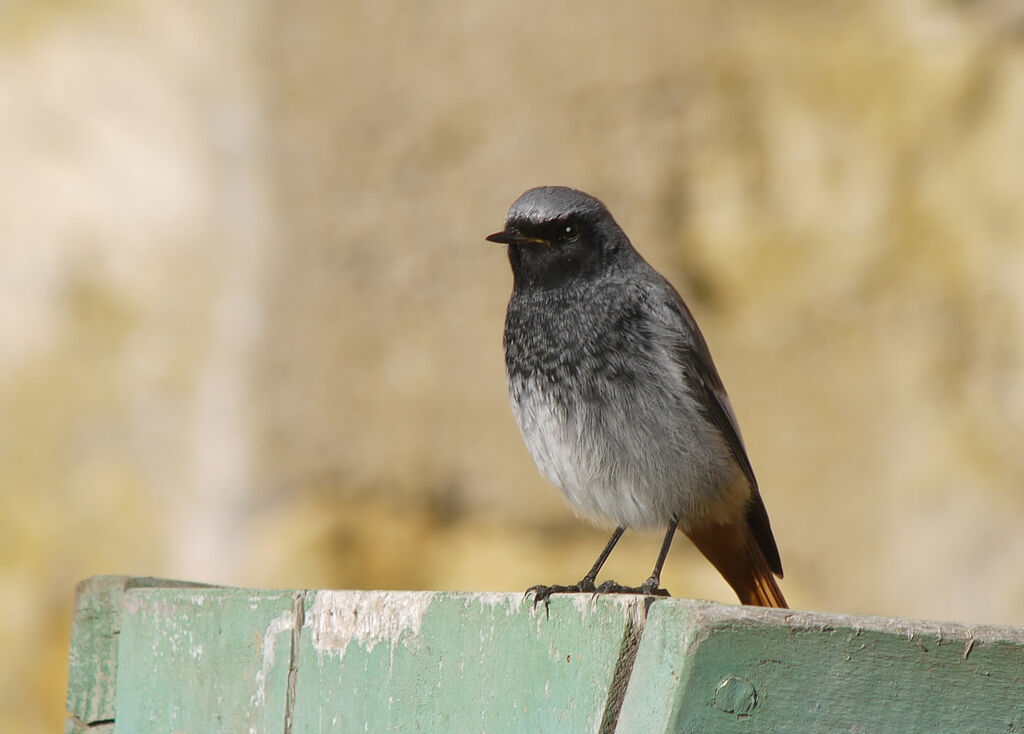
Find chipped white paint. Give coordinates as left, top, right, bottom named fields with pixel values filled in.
left=532, top=593, right=646, bottom=627
left=694, top=601, right=1024, bottom=648
left=251, top=609, right=294, bottom=707
left=472, top=591, right=526, bottom=615
left=567, top=593, right=597, bottom=620
left=310, top=591, right=434, bottom=662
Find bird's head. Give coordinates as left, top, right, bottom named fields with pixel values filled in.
left=487, top=186, right=630, bottom=290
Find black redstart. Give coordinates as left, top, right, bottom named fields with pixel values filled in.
left=487, top=186, right=787, bottom=608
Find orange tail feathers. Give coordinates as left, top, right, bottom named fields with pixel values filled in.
left=685, top=520, right=788, bottom=608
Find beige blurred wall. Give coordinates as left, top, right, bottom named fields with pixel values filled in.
left=3, top=1, right=1024, bottom=731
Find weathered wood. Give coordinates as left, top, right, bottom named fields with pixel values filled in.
left=112, top=587, right=300, bottom=732
left=617, top=601, right=1024, bottom=733
left=65, top=576, right=209, bottom=734
left=291, top=590, right=646, bottom=733
left=66, top=577, right=1024, bottom=733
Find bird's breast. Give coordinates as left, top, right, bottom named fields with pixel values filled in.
left=502, top=289, right=749, bottom=530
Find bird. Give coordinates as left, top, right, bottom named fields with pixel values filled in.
left=486, top=186, right=787, bottom=608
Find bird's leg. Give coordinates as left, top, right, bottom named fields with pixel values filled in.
left=526, top=526, right=625, bottom=606
left=594, top=516, right=679, bottom=597
left=641, top=515, right=679, bottom=594
left=578, top=525, right=627, bottom=589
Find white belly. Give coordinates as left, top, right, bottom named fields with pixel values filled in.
left=508, top=375, right=751, bottom=532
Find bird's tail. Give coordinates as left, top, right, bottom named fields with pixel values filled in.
left=684, top=519, right=788, bottom=608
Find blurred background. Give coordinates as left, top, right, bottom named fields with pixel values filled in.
left=4, top=0, right=1024, bottom=730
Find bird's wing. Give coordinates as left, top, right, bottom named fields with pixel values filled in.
left=648, top=277, right=784, bottom=577
left=656, top=286, right=758, bottom=491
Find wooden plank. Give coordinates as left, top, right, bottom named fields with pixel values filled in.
left=617, top=600, right=1024, bottom=733
left=65, top=576, right=208, bottom=734
left=66, top=577, right=1024, bottom=732
left=111, top=587, right=301, bottom=734
left=290, top=591, right=647, bottom=734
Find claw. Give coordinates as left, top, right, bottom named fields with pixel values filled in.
left=524, top=578, right=598, bottom=612
left=639, top=576, right=671, bottom=597
left=525, top=584, right=557, bottom=611
left=524, top=576, right=669, bottom=613
left=591, top=579, right=671, bottom=597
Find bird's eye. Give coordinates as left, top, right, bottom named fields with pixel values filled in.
left=563, top=223, right=578, bottom=239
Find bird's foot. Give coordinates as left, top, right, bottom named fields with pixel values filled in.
left=525, top=578, right=597, bottom=608
left=594, top=577, right=670, bottom=598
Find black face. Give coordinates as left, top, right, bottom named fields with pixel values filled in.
left=487, top=214, right=612, bottom=291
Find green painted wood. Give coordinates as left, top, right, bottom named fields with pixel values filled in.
left=616, top=601, right=1024, bottom=733
left=111, top=587, right=301, bottom=733
left=65, top=576, right=1024, bottom=733
left=291, top=591, right=645, bottom=734
left=65, top=576, right=208, bottom=734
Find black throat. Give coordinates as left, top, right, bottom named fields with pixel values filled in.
left=507, top=233, right=618, bottom=293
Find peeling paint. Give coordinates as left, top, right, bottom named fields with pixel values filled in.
left=568, top=593, right=645, bottom=624
left=251, top=609, right=294, bottom=707
left=310, top=590, right=434, bottom=662
left=568, top=594, right=598, bottom=620
left=473, top=591, right=526, bottom=615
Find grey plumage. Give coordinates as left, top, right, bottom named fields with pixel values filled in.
left=489, top=186, right=786, bottom=607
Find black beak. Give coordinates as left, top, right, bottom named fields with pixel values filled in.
left=486, top=229, right=516, bottom=244
left=486, top=228, right=549, bottom=246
